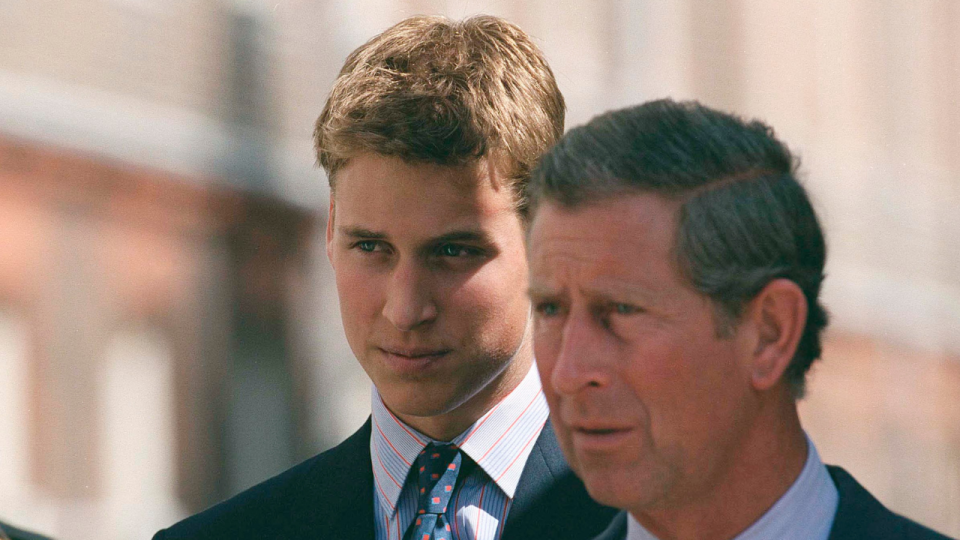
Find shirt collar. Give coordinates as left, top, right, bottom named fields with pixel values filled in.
left=626, top=435, right=839, bottom=540
left=370, top=362, right=548, bottom=515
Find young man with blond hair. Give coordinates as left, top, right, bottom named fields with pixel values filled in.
left=155, top=15, right=614, bottom=540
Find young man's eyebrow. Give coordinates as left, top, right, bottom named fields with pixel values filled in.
left=430, top=230, right=492, bottom=244
left=338, top=226, right=387, bottom=239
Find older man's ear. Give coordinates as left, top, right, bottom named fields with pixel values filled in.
left=744, top=278, right=808, bottom=392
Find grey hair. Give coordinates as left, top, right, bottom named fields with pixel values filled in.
left=530, top=99, right=828, bottom=398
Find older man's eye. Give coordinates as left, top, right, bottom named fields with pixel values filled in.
left=535, top=302, right=561, bottom=317
left=613, top=303, right=640, bottom=315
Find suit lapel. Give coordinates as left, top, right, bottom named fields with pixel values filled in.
left=501, top=421, right=561, bottom=537
left=592, top=512, right=628, bottom=540
left=279, top=419, right=376, bottom=540
left=325, top=419, right=376, bottom=540
left=502, top=420, right=618, bottom=540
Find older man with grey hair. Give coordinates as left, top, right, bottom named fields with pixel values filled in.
left=525, top=99, right=952, bottom=540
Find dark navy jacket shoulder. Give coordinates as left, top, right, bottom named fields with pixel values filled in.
left=155, top=419, right=376, bottom=540
left=591, top=466, right=954, bottom=540
left=0, top=520, right=54, bottom=540
left=825, top=466, right=952, bottom=540
left=155, top=418, right=616, bottom=540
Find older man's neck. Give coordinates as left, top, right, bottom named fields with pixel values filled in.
left=632, top=394, right=808, bottom=540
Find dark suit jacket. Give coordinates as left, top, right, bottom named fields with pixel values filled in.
left=155, top=418, right=616, bottom=540
left=0, top=520, right=53, bottom=540
left=591, top=466, right=954, bottom=540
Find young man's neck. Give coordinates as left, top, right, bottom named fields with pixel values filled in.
left=396, top=346, right=534, bottom=442
left=633, top=394, right=808, bottom=540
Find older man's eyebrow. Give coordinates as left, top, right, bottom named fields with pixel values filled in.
left=587, top=278, right=662, bottom=305
left=338, top=226, right=388, bottom=239
left=527, top=284, right=560, bottom=300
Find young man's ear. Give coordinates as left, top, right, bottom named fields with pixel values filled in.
left=744, top=278, right=807, bottom=391
left=325, top=198, right=336, bottom=261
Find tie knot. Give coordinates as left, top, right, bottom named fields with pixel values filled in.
left=414, top=443, right=462, bottom=515
left=418, top=443, right=457, bottom=465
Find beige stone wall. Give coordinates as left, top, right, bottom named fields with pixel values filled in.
left=801, top=334, right=960, bottom=535
left=0, top=0, right=228, bottom=117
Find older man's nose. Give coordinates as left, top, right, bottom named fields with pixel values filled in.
left=551, top=313, right=611, bottom=395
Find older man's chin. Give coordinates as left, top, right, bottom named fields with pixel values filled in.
left=571, top=460, right=659, bottom=511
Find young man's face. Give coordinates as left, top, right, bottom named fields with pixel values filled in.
left=326, top=153, right=533, bottom=439
left=528, top=194, right=757, bottom=515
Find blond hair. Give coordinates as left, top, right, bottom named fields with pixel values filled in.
left=314, top=15, right=564, bottom=216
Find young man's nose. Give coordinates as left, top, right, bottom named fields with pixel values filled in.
left=381, top=260, right=438, bottom=331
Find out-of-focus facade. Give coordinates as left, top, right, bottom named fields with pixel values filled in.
left=0, top=1, right=957, bottom=539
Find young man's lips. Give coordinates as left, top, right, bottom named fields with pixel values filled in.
left=377, top=347, right=451, bottom=370
left=378, top=347, right=450, bottom=358
left=377, top=347, right=451, bottom=376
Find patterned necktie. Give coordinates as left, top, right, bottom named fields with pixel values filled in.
left=403, top=442, right=463, bottom=540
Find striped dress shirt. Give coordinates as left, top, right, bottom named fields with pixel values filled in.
left=371, top=364, right=549, bottom=540
left=626, top=434, right=839, bottom=540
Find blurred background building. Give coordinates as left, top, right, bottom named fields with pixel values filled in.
left=0, top=0, right=957, bottom=538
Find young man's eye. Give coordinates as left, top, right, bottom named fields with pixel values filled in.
left=437, top=244, right=474, bottom=257
left=355, top=240, right=380, bottom=252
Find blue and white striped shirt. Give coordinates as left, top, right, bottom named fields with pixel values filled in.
left=371, top=364, right=549, bottom=540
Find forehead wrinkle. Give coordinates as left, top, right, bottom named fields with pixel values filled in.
left=529, top=258, right=660, bottom=305
left=586, top=275, right=658, bottom=300
left=568, top=275, right=665, bottom=312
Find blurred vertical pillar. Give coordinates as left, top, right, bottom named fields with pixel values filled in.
left=35, top=193, right=104, bottom=515
left=216, top=3, right=314, bottom=495
left=100, top=327, right=183, bottom=538
left=608, top=0, right=696, bottom=104
left=688, top=0, right=745, bottom=112
left=604, top=0, right=744, bottom=109
left=0, top=311, right=30, bottom=502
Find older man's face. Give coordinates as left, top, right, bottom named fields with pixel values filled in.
left=527, top=194, right=757, bottom=513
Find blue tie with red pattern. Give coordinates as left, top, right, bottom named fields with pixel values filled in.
left=404, top=443, right=463, bottom=540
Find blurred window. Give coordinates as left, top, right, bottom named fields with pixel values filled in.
left=99, top=326, right=185, bottom=538
left=0, top=309, right=30, bottom=503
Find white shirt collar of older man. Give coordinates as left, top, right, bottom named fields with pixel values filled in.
left=370, top=362, right=549, bottom=514
left=626, top=435, right=839, bottom=540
